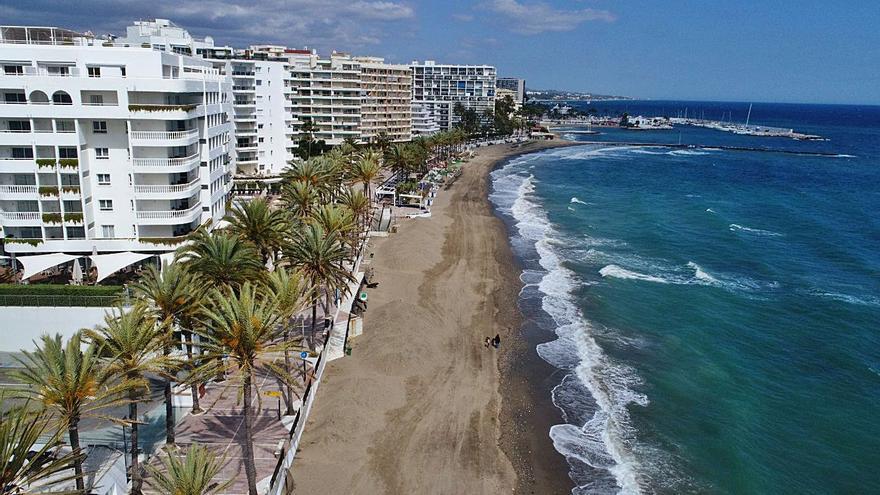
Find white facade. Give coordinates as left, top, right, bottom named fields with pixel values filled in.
left=355, top=57, right=412, bottom=143
left=411, top=103, right=439, bottom=136
left=410, top=60, right=497, bottom=131
left=0, top=26, right=234, bottom=255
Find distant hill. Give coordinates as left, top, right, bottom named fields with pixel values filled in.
left=525, top=89, right=632, bottom=102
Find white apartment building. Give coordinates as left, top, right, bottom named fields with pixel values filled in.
left=287, top=52, right=362, bottom=146
left=410, top=60, right=497, bottom=131
left=0, top=25, right=234, bottom=259
left=411, top=103, right=440, bottom=136
left=355, top=57, right=412, bottom=143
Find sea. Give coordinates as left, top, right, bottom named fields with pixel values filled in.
left=488, top=101, right=880, bottom=494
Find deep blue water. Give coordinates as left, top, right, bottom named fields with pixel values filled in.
left=489, top=101, right=880, bottom=494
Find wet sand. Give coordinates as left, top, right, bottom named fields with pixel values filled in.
left=290, top=139, right=576, bottom=494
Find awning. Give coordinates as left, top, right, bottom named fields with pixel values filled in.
left=89, top=252, right=153, bottom=283
left=18, top=253, right=78, bottom=280
left=158, top=251, right=177, bottom=268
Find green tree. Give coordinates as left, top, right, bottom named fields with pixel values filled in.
left=196, top=283, right=295, bottom=495
left=130, top=263, right=206, bottom=419
left=178, top=230, right=265, bottom=289
left=85, top=305, right=177, bottom=495
left=280, top=180, right=319, bottom=223
left=0, top=402, right=86, bottom=494
left=13, top=333, right=123, bottom=491
left=145, top=445, right=231, bottom=495
left=223, top=198, right=291, bottom=264
left=284, top=224, right=354, bottom=343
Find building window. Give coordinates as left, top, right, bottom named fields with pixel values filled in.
left=256, top=80, right=262, bottom=86
left=120, top=67, right=126, bottom=77
left=95, top=148, right=109, bottom=159
left=87, top=66, right=101, bottom=78
left=12, top=147, right=33, bottom=159
left=92, top=121, right=107, bottom=133
left=99, top=199, right=113, bottom=211
left=89, top=95, right=104, bottom=105
left=101, top=225, right=115, bottom=237
left=8, top=120, right=30, bottom=132
left=97, top=174, right=111, bottom=185
left=59, top=147, right=77, bottom=159
left=3, top=65, right=23, bottom=75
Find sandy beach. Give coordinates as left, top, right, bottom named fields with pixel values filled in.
left=290, top=139, right=576, bottom=494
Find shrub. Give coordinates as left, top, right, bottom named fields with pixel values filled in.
left=36, top=158, right=57, bottom=168
left=140, top=236, right=188, bottom=246
left=42, top=213, right=62, bottom=224
left=128, top=104, right=197, bottom=112
left=39, top=186, right=59, bottom=196
left=58, top=158, right=78, bottom=169
left=63, top=212, right=83, bottom=223
left=0, top=284, right=123, bottom=296
left=61, top=185, right=80, bottom=194
left=3, top=238, right=42, bottom=246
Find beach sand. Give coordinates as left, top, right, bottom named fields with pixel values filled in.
left=290, top=139, right=576, bottom=494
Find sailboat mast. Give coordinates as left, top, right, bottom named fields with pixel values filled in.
left=746, top=103, right=753, bottom=126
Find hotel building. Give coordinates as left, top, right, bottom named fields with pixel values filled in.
left=496, top=77, right=526, bottom=105
left=410, top=60, right=497, bottom=131
left=0, top=25, right=234, bottom=260
left=355, top=57, right=412, bottom=143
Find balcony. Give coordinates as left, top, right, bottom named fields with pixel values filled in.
left=133, top=179, right=201, bottom=199
left=0, top=185, right=38, bottom=198
left=0, top=211, right=41, bottom=225
left=136, top=203, right=203, bottom=225
left=130, top=129, right=199, bottom=147
left=131, top=154, right=200, bottom=173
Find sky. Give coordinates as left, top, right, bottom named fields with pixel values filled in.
left=3, top=0, right=879, bottom=105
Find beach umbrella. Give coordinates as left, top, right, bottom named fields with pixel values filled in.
left=72, top=258, right=83, bottom=285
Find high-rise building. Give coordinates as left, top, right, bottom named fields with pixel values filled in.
left=287, top=53, right=362, bottom=146
left=355, top=57, right=412, bottom=143
left=410, top=60, right=496, bottom=131
left=496, top=77, right=526, bottom=105
left=0, top=25, right=234, bottom=258
left=411, top=104, right=440, bottom=136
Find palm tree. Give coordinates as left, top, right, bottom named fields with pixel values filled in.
left=0, top=402, right=86, bottom=494
left=196, top=283, right=296, bottom=495
left=85, top=305, right=178, bottom=495
left=131, top=262, right=206, bottom=425
left=280, top=180, right=318, bottom=222
left=13, top=333, right=123, bottom=491
left=178, top=230, right=265, bottom=289
left=145, top=445, right=231, bottom=495
left=223, top=198, right=291, bottom=264
left=352, top=151, right=382, bottom=200
left=284, top=224, right=354, bottom=344
left=264, top=268, right=313, bottom=414
left=384, top=143, right=411, bottom=178
left=338, top=187, right=371, bottom=234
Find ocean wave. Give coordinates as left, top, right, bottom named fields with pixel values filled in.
left=600, top=264, right=671, bottom=284
left=687, top=261, right=719, bottom=284
left=491, top=154, right=646, bottom=494
left=668, top=149, right=709, bottom=156
left=571, top=197, right=591, bottom=206
left=706, top=208, right=716, bottom=213
left=808, top=290, right=880, bottom=308
left=729, top=223, right=783, bottom=237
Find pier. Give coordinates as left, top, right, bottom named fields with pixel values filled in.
left=573, top=140, right=850, bottom=157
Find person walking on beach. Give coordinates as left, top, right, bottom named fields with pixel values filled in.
left=492, top=334, right=501, bottom=348
left=484, top=337, right=492, bottom=348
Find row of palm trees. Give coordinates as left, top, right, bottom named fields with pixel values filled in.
left=1, top=130, right=479, bottom=495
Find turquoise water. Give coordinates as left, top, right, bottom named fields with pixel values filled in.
left=490, top=102, right=880, bottom=494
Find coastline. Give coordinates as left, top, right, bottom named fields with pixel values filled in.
left=290, top=139, right=576, bottom=494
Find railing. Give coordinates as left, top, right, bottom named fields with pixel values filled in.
left=0, top=294, right=120, bottom=307
left=130, top=129, right=198, bottom=140
left=133, top=179, right=200, bottom=194
left=136, top=203, right=202, bottom=220
left=81, top=102, right=119, bottom=106
left=0, top=211, right=41, bottom=220
left=131, top=154, right=200, bottom=169
left=0, top=185, right=38, bottom=194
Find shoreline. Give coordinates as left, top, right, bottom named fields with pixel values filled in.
left=289, top=138, right=577, bottom=494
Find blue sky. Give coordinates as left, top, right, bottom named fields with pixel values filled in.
left=4, top=0, right=878, bottom=104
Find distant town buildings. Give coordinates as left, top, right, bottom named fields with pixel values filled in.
left=410, top=60, right=497, bottom=131
left=496, top=77, right=525, bottom=105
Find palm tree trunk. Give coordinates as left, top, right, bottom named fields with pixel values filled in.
left=184, top=331, right=202, bottom=413
left=68, top=417, right=85, bottom=491
left=309, top=299, right=318, bottom=348
left=242, top=372, right=258, bottom=495
left=163, top=344, right=175, bottom=445
left=129, top=394, right=141, bottom=495
left=283, top=325, right=294, bottom=415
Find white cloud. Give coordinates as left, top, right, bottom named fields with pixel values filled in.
left=452, top=13, right=475, bottom=22
left=484, top=0, right=615, bottom=35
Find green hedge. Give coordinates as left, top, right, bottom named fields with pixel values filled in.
left=0, top=284, right=124, bottom=296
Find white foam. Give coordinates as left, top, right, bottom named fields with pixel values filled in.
left=668, top=149, right=709, bottom=156
left=491, top=152, right=646, bottom=494
left=599, top=264, right=670, bottom=284
left=687, top=261, right=719, bottom=284
left=810, top=290, right=880, bottom=308
left=729, top=223, right=783, bottom=237
left=706, top=208, right=716, bottom=213
left=571, top=197, right=591, bottom=206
